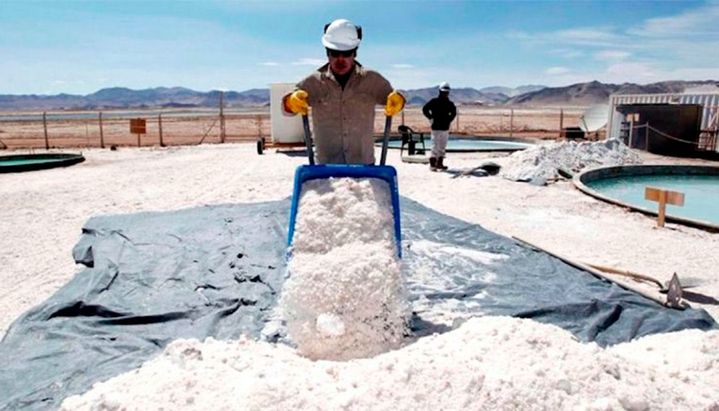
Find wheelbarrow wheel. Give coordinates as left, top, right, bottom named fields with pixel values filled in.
left=256, top=138, right=265, bottom=155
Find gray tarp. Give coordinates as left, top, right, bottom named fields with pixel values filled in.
left=1, top=198, right=715, bottom=410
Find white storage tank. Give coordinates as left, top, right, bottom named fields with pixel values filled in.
left=270, top=83, right=304, bottom=144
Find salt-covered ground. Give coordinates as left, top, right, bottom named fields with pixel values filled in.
left=1, top=141, right=718, bottom=409
left=61, top=317, right=719, bottom=410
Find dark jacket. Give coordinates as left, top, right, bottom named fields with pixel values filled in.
left=422, top=95, right=457, bottom=131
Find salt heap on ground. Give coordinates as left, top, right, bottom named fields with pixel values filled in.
left=60, top=316, right=719, bottom=410
left=501, top=138, right=641, bottom=183
left=280, top=177, right=409, bottom=360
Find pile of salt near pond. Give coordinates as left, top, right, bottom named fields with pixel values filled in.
left=279, top=177, right=409, bottom=360
left=500, top=138, right=641, bottom=184
left=60, top=316, right=719, bottom=410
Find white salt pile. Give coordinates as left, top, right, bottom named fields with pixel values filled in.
left=60, top=316, right=719, bottom=410
left=280, top=177, right=409, bottom=360
left=501, top=138, right=642, bottom=183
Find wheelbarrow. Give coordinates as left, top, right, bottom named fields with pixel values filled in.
left=287, top=114, right=402, bottom=257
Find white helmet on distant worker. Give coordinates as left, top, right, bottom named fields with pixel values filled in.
left=439, top=82, right=451, bottom=92
left=322, top=19, right=362, bottom=51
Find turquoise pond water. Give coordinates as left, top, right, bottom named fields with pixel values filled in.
left=0, top=158, right=70, bottom=166
left=380, top=137, right=532, bottom=152
left=586, top=174, right=719, bottom=225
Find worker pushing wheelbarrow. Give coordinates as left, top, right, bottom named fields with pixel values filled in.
left=282, top=18, right=406, bottom=256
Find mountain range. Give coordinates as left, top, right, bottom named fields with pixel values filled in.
left=0, top=81, right=716, bottom=111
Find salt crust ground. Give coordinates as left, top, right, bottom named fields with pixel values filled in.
left=1, top=142, right=718, bottom=408
left=60, top=316, right=719, bottom=410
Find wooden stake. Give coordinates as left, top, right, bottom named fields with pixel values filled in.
left=219, top=91, right=226, bottom=144
left=645, top=186, right=685, bottom=227
left=99, top=112, right=105, bottom=148
left=657, top=190, right=667, bottom=226
left=256, top=114, right=263, bottom=139
left=158, top=113, right=164, bottom=147
left=509, top=108, right=514, bottom=138
left=456, top=108, right=460, bottom=133
left=559, top=108, right=564, bottom=138
left=43, top=112, right=49, bottom=150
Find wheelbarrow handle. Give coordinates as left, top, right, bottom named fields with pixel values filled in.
left=301, top=114, right=315, bottom=165
left=380, top=115, right=392, bottom=166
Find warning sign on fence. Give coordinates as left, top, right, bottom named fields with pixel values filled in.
left=130, top=118, right=146, bottom=134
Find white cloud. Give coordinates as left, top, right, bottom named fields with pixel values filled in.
left=554, top=28, right=619, bottom=43
left=392, top=64, right=414, bottom=69
left=595, top=50, right=630, bottom=61
left=259, top=62, right=279, bottom=66
left=505, top=3, right=719, bottom=86
left=628, top=3, right=719, bottom=37
left=545, top=67, right=571, bottom=75
left=655, top=66, right=719, bottom=82
left=549, top=48, right=584, bottom=59
left=291, top=58, right=325, bottom=66
left=605, top=62, right=656, bottom=79
left=509, top=26, right=625, bottom=48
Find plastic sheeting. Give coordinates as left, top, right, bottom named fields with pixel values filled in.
left=1, top=198, right=715, bottom=410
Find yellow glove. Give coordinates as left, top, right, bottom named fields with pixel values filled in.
left=283, top=89, right=309, bottom=115
left=384, top=90, right=405, bottom=117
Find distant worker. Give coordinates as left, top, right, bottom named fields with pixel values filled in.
left=422, top=82, right=457, bottom=171
left=282, top=18, right=405, bottom=164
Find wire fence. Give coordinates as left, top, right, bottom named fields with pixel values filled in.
left=392, top=107, right=588, bottom=140
left=0, top=106, right=589, bottom=150
left=623, top=122, right=718, bottom=153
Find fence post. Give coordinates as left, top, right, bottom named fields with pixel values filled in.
left=455, top=107, right=460, bottom=133
left=158, top=114, right=164, bottom=147
left=43, top=112, right=49, bottom=150
left=509, top=108, right=514, bottom=138
left=559, top=108, right=564, bottom=138
left=401, top=110, right=405, bottom=126
left=256, top=114, right=263, bottom=138
left=219, top=91, right=226, bottom=143
left=98, top=112, right=105, bottom=148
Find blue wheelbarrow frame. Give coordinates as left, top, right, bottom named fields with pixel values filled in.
left=287, top=115, right=402, bottom=258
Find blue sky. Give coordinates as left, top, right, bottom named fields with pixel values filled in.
left=1, top=0, right=718, bottom=95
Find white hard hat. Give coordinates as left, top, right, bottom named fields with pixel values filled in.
left=439, top=82, right=451, bottom=92
left=322, top=19, right=362, bottom=51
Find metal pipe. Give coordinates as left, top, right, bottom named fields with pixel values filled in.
left=380, top=116, right=392, bottom=165
left=301, top=114, right=315, bottom=165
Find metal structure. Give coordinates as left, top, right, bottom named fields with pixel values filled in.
left=607, top=92, right=719, bottom=153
